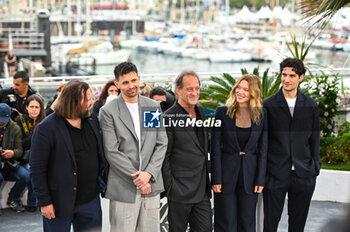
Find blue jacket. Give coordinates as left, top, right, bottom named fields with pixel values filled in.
left=210, top=106, right=268, bottom=194
left=30, top=112, right=108, bottom=220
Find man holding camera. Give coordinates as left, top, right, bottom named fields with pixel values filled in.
left=0, top=103, right=30, bottom=215
left=0, top=71, right=38, bottom=120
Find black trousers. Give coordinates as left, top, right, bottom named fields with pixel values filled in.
left=168, top=194, right=212, bottom=232
left=214, top=159, right=258, bottom=232
left=263, top=171, right=316, bottom=232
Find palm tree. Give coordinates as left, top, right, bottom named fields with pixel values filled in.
left=241, top=67, right=281, bottom=100
left=199, top=68, right=281, bottom=110
left=299, top=0, right=350, bottom=28
left=199, top=73, right=236, bottom=110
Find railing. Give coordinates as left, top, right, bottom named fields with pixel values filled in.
left=1, top=68, right=350, bottom=91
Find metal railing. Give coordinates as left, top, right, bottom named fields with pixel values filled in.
left=1, top=68, right=350, bottom=91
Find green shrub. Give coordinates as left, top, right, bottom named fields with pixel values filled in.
left=304, top=72, right=340, bottom=136
left=320, top=130, right=350, bottom=164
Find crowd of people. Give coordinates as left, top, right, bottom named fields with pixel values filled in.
left=0, top=58, right=330, bottom=232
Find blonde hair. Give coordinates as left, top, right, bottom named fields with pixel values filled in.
left=226, top=74, right=263, bottom=125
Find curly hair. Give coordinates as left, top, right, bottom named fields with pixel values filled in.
left=226, top=74, right=263, bottom=125
left=97, top=80, right=119, bottom=104
left=280, top=58, right=306, bottom=76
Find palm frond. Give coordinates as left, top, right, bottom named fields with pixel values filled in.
left=299, top=0, right=350, bottom=29
left=301, top=36, right=317, bottom=61
left=209, top=76, right=232, bottom=92
left=208, top=85, right=230, bottom=96
left=209, top=93, right=229, bottom=102
left=253, top=67, right=260, bottom=76
left=198, top=100, right=221, bottom=110
left=285, top=40, right=296, bottom=58
left=199, top=89, right=212, bottom=99
left=222, top=73, right=236, bottom=86
left=267, top=73, right=282, bottom=98
left=241, top=68, right=248, bottom=75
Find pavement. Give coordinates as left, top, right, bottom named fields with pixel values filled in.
left=0, top=200, right=348, bottom=232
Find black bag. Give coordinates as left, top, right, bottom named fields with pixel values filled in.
left=20, top=150, right=30, bottom=164
left=2, top=159, right=20, bottom=175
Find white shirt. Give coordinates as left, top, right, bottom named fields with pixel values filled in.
left=285, top=97, right=296, bottom=117
left=125, top=102, right=142, bottom=170
left=285, top=97, right=297, bottom=170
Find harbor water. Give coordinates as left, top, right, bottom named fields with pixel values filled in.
left=94, top=49, right=350, bottom=76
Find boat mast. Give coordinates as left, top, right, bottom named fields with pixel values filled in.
left=271, top=0, right=276, bottom=35
left=68, top=0, right=72, bottom=36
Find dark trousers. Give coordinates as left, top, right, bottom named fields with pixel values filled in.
left=263, top=171, right=316, bottom=232
left=214, top=161, right=258, bottom=232
left=168, top=194, right=212, bottom=232
left=43, top=195, right=102, bottom=232
left=1, top=166, right=30, bottom=203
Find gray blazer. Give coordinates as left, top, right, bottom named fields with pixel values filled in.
left=99, top=95, right=168, bottom=203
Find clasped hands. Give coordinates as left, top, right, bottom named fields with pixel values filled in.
left=131, top=171, right=152, bottom=195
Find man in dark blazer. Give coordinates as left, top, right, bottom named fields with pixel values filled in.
left=30, top=80, right=108, bottom=232
left=162, top=70, right=212, bottom=232
left=263, top=58, right=321, bottom=232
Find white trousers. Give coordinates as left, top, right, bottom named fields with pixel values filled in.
left=109, top=191, right=160, bottom=232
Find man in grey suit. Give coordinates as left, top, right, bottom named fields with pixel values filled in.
left=99, top=62, right=167, bottom=232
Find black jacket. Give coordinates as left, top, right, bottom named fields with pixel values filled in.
left=0, top=86, right=38, bottom=120
left=263, top=88, right=321, bottom=180
left=210, top=106, right=268, bottom=194
left=162, top=102, right=211, bottom=203
left=30, top=113, right=108, bottom=220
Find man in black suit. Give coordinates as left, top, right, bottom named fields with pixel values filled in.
left=263, top=58, right=321, bottom=232
left=162, top=70, right=212, bottom=232
left=30, top=80, right=108, bottom=232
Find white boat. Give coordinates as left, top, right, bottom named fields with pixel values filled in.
left=181, top=48, right=199, bottom=58
left=67, top=41, right=131, bottom=65
left=192, top=49, right=210, bottom=60
left=209, top=51, right=252, bottom=63
left=343, top=42, right=350, bottom=52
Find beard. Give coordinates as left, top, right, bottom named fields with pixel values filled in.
left=81, top=109, right=92, bottom=118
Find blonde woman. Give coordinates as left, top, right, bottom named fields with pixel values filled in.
left=211, top=74, right=268, bottom=232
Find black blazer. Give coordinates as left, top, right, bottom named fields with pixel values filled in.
left=263, top=88, right=321, bottom=180
left=162, top=102, right=211, bottom=203
left=211, top=106, right=268, bottom=194
left=30, top=113, right=108, bottom=220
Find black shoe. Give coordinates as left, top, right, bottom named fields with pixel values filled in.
left=0, top=208, right=3, bottom=216
left=7, top=200, right=25, bottom=212
left=25, top=206, right=37, bottom=212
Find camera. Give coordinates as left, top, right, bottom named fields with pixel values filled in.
left=7, top=94, right=16, bottom=103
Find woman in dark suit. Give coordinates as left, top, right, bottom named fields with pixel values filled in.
left=211, top=74, right=268, bottom=232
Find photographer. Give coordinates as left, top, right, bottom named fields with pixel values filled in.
left=0, top=103, right=29, bottom=214
left=150, top=86, right=175, bottom=112
left=16, top=95, right=46, bottom=212
left=0, top=71, right=38, bottom=120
